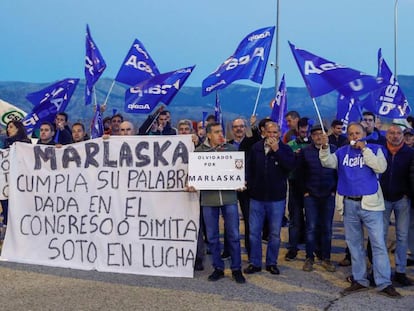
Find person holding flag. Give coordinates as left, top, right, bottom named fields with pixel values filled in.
left=319, top=122, right=401, bottom=298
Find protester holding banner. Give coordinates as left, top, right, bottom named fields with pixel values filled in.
left=3, top=120, right=31, bottom=148
left=177, top=119, right=199, bottom=147
left=195, top=122, right=245, bottom=284
left=110, top=114, right=124, bottom=136
left=37, top=122, right=56, bottom=145
left=319, top=122, right=401, bottom=298
left=1, top=120, right=31, bottom=228
left=119, top=121, right=136, bottom=136
left=244, top=121, right=295, bottom=276
left=71, top=122, right=89, bottom=143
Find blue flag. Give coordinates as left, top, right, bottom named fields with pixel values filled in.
left=91, top=103, right=104, bottom=138
left=270, top=74, right=288, bottom=134
left=85, top=24, right=106, bottom=105
left=361, top=49, right=410, bottom=118
left=336, top=94, right=363, bottom=133
left=23, top=79, right=79, bottom=134
left=124, top=66, right=195, bottom=113
left=115, top=38, right=160, bottom=86
left=289, top=42, right=383, bottom=98
left=202, top=26, right=275, bottom=96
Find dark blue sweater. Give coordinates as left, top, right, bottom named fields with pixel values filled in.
left=247, top=139, right=295, bottom=202
left=380, top=144, right=414, bottom=202
left=298, top=143, right=337, bottom=198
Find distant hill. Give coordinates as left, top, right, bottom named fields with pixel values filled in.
left=0, top=76, right=413, bottom=130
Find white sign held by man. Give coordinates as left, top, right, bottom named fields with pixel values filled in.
left=187, top=151, right=245, bottom=190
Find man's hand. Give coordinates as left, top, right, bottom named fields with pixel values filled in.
left=266, top=137, right=279, bottom=152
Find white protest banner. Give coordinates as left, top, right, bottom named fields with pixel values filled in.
left=0, top=148, right=10, bottom=200
left=1, top=136, right=200, bottom=278
left=187, top=151, right=245, bottom=190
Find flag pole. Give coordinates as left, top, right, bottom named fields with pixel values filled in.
left=311, top=97, right=326, bottom=134
left=93, top=86, right=98, bottom=106
left=252, top=84, right=263, bottom=116
left=103, top=80, right=116, bottom=106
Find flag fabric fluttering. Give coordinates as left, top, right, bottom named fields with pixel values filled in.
left=360, top=49, right=410, bottom=118
left=202, top=26, right=275, bottom=96
left=90, top=103, right=104, bottom=138
left=289, top=41, right=383, bottom=99
left=23, top=79, right=79, bottom=134
left=124, top=66, right=195, bottom=114
left=85, top=24, right=106, bottom=106
left=0, top=99, right=27, bottom=126
left=270, top=74, right=288, bottom=134
left=336, top=94, right=363, bottom=133
left=115, top=38, right=160, bottom=86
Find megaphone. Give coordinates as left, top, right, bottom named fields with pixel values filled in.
left=350, top=131, right=379, bottom=146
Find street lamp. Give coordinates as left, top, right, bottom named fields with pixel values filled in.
left=394, top=0, right=399, bottom=76
left=275, top=0, right=280, bottom=91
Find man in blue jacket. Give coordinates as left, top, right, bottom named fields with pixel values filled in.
left=244, top=121, right=295, bottom=275
left=299, top=125, right=337, bottom=272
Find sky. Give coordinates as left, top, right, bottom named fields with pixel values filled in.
left=1, top=0, right=414, bottom=90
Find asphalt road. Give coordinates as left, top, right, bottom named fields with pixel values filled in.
left=0, top=215, right=413, bottom=311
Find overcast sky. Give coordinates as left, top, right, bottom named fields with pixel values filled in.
left=1, top=0, right=413, bottom=89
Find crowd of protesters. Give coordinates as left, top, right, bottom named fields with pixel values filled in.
left=1, top=106, right=414, bottom=299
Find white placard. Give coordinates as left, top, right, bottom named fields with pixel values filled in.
left=1, top=136, right=199, bottom=278
left=187, top=151, right=245, bottom=190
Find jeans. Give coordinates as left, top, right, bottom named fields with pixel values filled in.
left=223, top=191, right=250, bottom=258
left=383, top=197, right=410, bottom=273
left=249, top=199, right=285, bottom=267
left=202, top=204, right=241, bottom=271
left=287, top=180, right=305, bottom=252
left=196, top=207, right=206, bottom=262
left=343, top=198, right=391, bottom=289
left=408, top=206, right=414, bottom=260
left=304, top=195, right=335, bottom=260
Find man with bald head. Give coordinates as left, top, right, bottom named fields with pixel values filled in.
left=120, top=121, right=135, bottom=136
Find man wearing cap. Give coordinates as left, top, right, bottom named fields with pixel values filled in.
left=403, top=128, right=414, bottom=148
left=319, top=122, right=401, bottom=298
left=298, top=124, right=337, bottom=272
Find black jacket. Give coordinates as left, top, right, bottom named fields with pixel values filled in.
left=380, top=144, right=414, bottom=201
left=247, top=139, right=295, bottom=201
